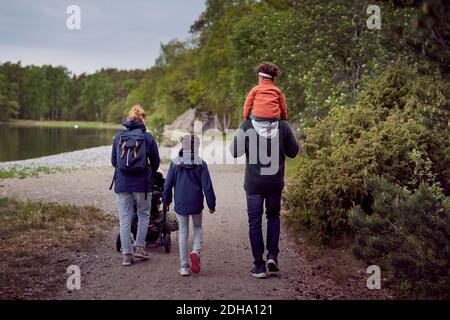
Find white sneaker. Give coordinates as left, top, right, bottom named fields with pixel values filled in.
left=179, top=266, right=191, bottom=276
left=267, top=258, right=280, bottom=273
left=134, top=246, right=149, bottom=260
left=122, top=254, right=133, bottom=266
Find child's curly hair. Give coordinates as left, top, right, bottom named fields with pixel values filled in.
left=255, top=62, right=281, bottom=79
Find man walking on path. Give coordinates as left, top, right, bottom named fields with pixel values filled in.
left=230, top=119, right=299, bottom=278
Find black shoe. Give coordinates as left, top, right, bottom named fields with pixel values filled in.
left=267, top=258, right=279, bottom=273
left=250, top=265, right=268, bottom=279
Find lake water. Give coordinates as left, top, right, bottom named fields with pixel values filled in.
left=0, top=124, right=118, bottom=162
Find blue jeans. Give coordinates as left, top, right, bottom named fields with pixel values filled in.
left=116, top=192, right=151, bottom=255
left=176, top=213, right=202, bottom=267
left=246, top=191, right=281, bottom=267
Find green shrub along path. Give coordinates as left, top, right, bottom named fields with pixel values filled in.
left=284, top=65, right=450, bottom=299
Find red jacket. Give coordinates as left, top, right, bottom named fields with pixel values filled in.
left=243, top=78, right=288, bottom=120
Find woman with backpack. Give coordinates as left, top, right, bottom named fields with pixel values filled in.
left=111, top=105, right=160, bottom=266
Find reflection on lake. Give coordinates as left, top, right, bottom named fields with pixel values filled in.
left=0, top=124, right=118, bottom=162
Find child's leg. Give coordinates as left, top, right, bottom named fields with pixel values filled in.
left=176, top=214, right=190, bottom=266
left=191, top=213, right=203, bottom=254
left=190, top=213, right=203, bottom=273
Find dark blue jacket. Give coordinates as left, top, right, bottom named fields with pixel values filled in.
left=111, top=120, right=160, bottom=193
left=163, top=158, right=216, bottom=215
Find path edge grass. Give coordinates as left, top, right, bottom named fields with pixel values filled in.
left=0, top=197, right=115, bottom=299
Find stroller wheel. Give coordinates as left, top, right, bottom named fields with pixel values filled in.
left=164, top=233, right=171, bottom=254
left=116, top=233, right=121, bottom=252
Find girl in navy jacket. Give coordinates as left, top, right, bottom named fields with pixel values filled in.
left=163, top=134, right=216, bottom=276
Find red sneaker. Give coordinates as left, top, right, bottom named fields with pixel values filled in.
left=190, top=252, right=201, bottom=273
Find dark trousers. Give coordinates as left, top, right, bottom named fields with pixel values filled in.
left=246, top=191, right=281, bottom=267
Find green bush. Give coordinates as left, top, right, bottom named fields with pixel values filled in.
left=284, top=65, right=450, bottom=243
left=147, top=113, right=165, bottom=144
left=284, top=64, right=450, bottom=297
left=349, top=176, right=450, bottom=299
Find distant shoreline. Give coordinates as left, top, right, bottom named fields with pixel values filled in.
left=0, top=145, right=172, bottom=172
left=0, top=145, right=113, bottom=170
left=1, top=120, right=122, bottom=130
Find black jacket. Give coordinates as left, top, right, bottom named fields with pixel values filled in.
left=229, top=120, right=299, bottom=194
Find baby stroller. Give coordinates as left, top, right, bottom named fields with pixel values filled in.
left=115, top=172, right=174, bottom=253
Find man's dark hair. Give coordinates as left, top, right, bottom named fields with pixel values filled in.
left=255, top=62, right=281, bottom=79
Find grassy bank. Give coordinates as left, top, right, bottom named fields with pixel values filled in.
left=0, top=197, right=114, bottom=299
left=0, top=166, right=65, bottom=180
left=5, top=120, right=122, bottom=130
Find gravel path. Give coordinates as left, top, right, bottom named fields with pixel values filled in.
left=0, top=162, right=388, bottom=300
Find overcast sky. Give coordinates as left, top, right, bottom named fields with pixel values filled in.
left=0, top=0, right=205, bottom=75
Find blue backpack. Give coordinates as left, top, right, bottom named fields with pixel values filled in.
left=109, top=128, right=149, bottom=199
left=116, top=129, right=147, bottom=172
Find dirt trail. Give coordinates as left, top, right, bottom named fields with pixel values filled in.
left=0, top=165, right=386, bottom=300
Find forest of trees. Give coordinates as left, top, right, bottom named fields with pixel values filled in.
left=1, top=0, right=448, bottom=129
left=0, top=0, right=450, bottom=127
left=0, top=63, right=147, bottom=122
